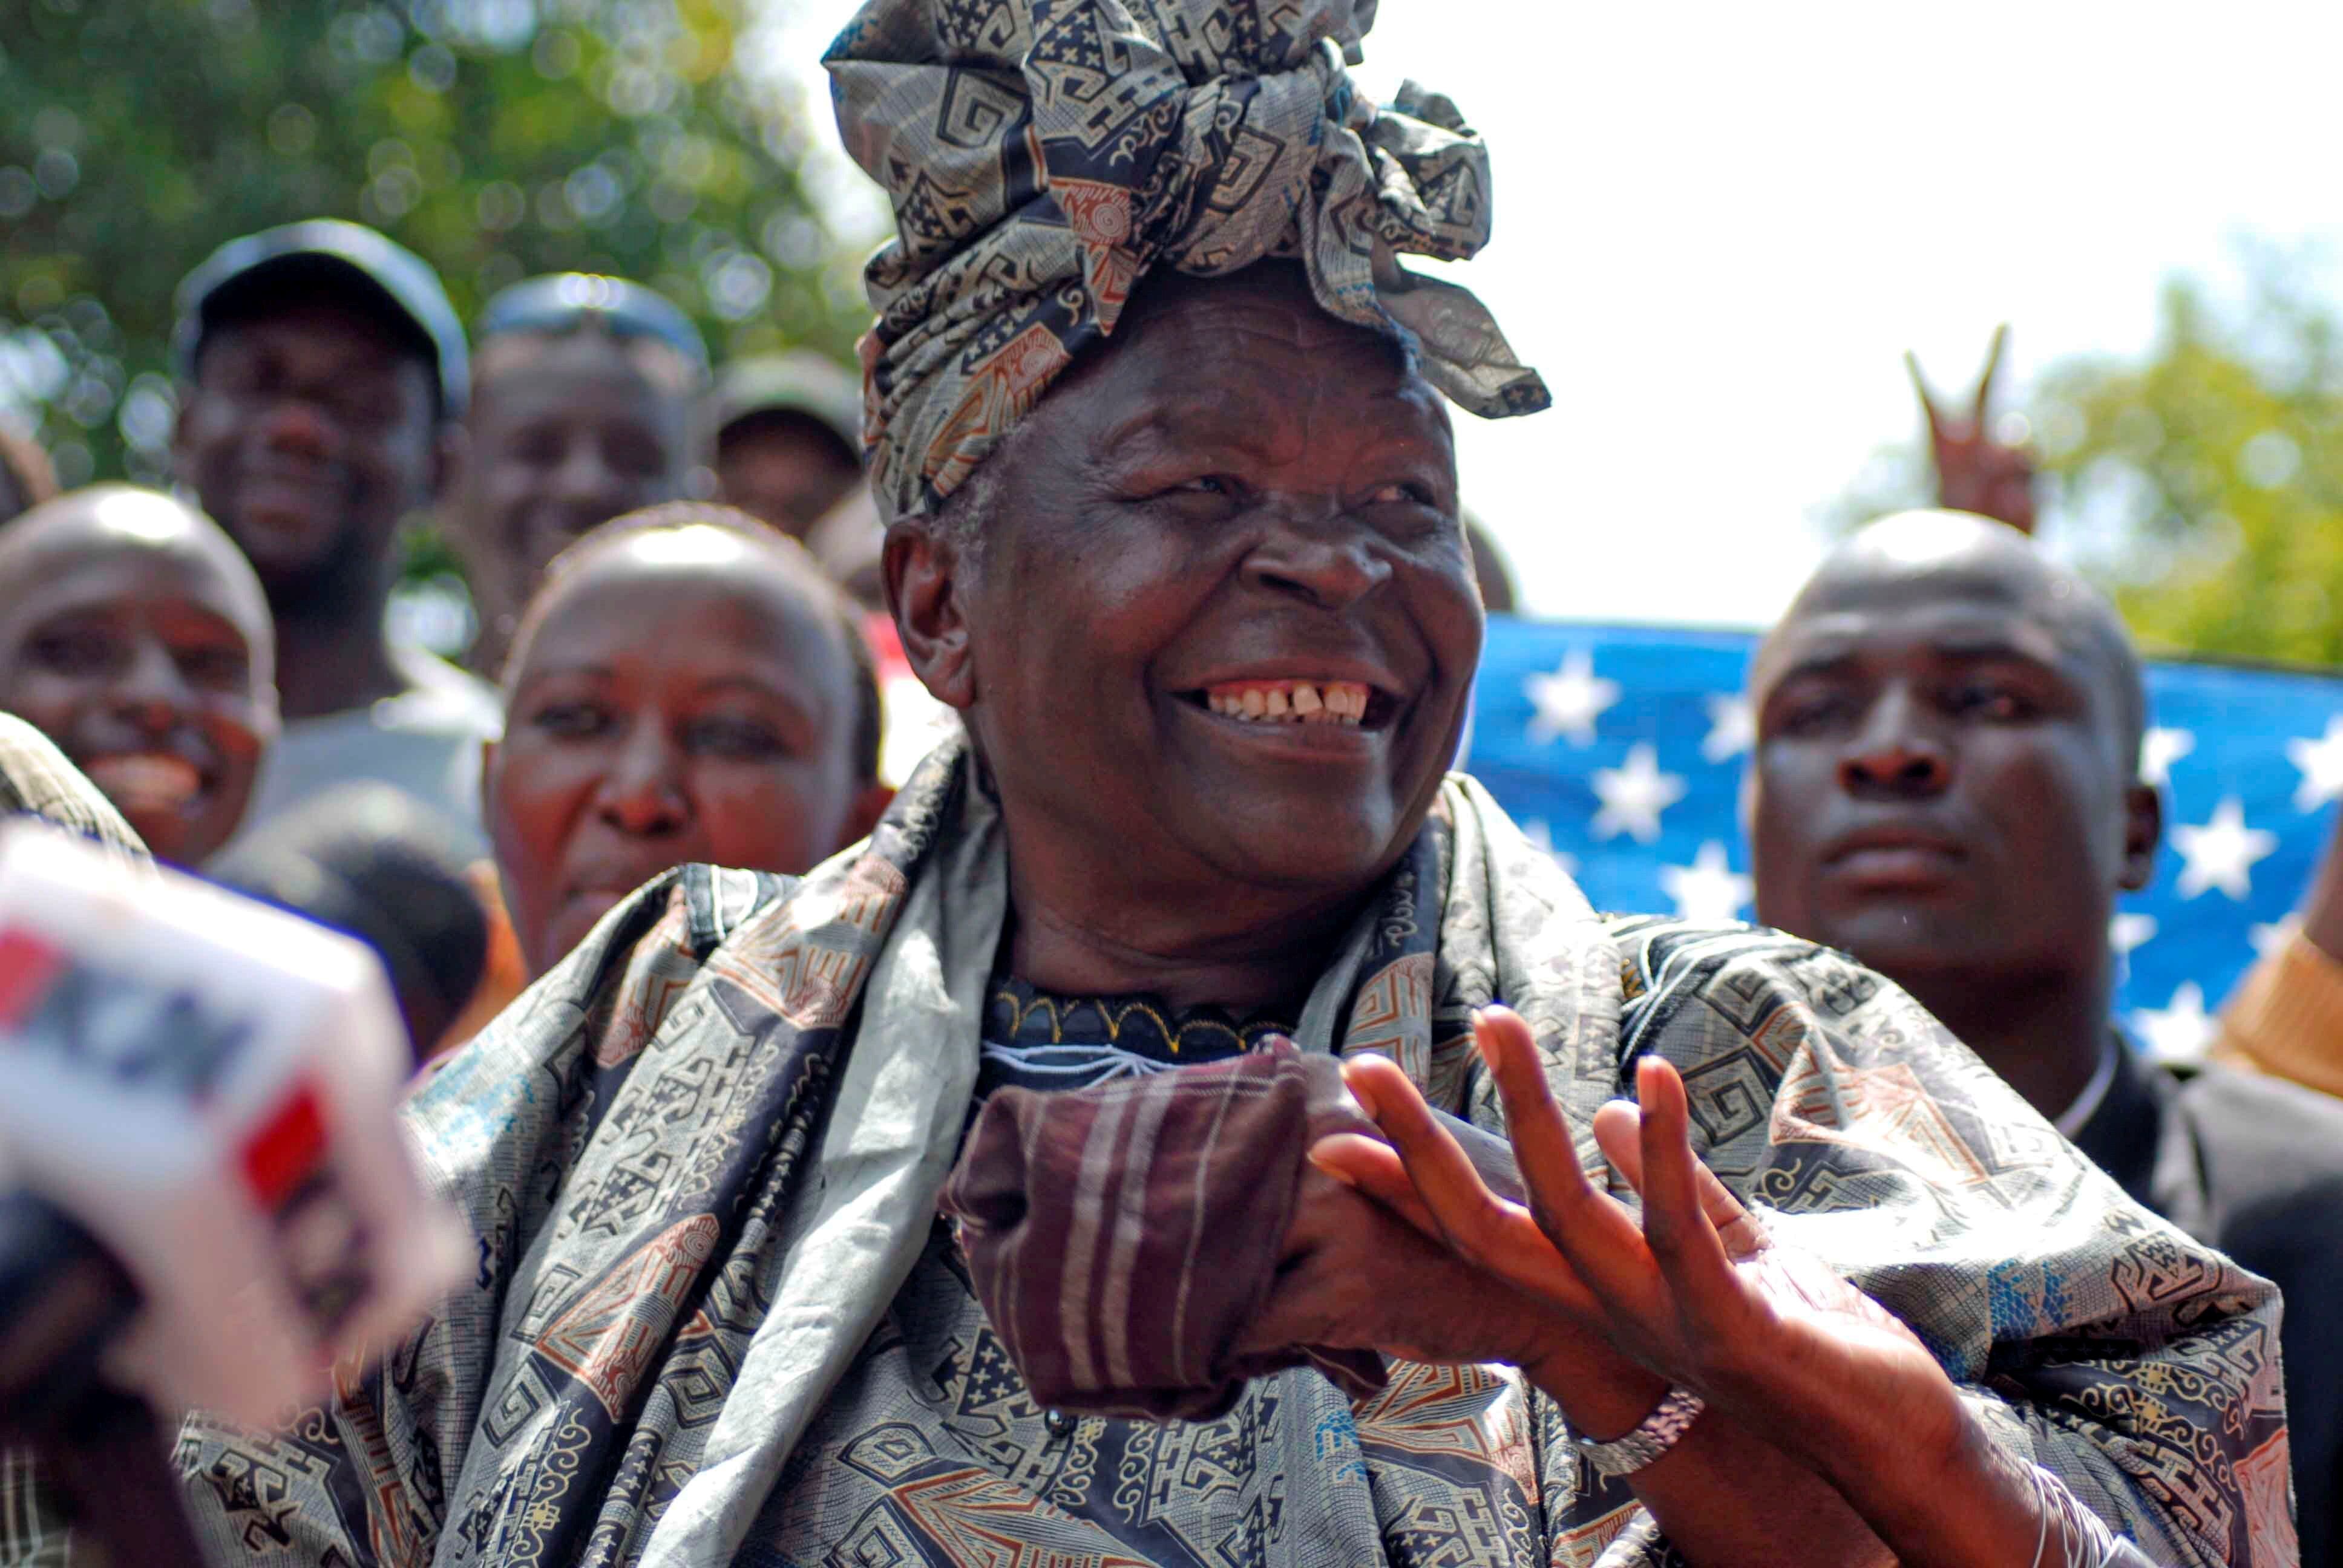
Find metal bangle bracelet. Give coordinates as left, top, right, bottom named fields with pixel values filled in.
left=1572, top=1386, right=1707, bottom=1477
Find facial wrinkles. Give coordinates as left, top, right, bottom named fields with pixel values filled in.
left=1095, top=401, right=1299, bottom=488
left=1155, top=305, right=1446, bottom=594
left=1124, top=303, right=1437, bottom=474
left=1069, top=456, right=1423, bottom=705
left=958, top=292, right=1471, bottom=950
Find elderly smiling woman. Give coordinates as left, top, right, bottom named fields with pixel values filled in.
left=33, top=2, right=2286, bottom=1566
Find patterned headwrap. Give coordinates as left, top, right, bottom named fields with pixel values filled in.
left=824, top=0, right=1552, bottom=521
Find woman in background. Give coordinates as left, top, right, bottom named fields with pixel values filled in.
left=483, top=501, right=888, bottom=978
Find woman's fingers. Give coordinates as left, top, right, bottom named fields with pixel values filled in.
left=1590, top=1100, right=1641, bottom=1179
left=1471, top=1007, right=1598, bottom=1213
left=1473, top=1008, right=1657, bottom=1307
left=1631, top=1056, right=1745, bottom=1340
left=1337, top=1054, right=1592, bottom=1310
left=1339, top=1026, right=1771, bottom=1380
left=1306, top=1132, right=1441, bottom=1238
left=1337, top=1056, right=1513, bottom=1256
left=1593, top=1090, right=1771, bottom=1262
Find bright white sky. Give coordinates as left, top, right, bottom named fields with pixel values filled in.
left=761, top=0, right=2343, bottom=628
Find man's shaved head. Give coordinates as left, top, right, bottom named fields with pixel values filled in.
left=0, top=486, right=272, bottom=650
left=1754, top=510, right=2143, bottom=775
left=1746, top=509, right=2163, bottom=1098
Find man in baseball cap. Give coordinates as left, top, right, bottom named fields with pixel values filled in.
left=712, top=350, right=880, bottom=603
left=171, top=218, right=496, bottom=855
left=711, top=351, right=864, bottom=538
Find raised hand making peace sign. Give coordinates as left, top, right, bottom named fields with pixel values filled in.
left=1910, top=324, right=2039, bottom=534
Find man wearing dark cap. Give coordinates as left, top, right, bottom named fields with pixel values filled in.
left=711, top=350, right=864, bottom=540
left=710, top=350, right=887, bottom=604
left=1748, top=508, right=2343, bottom=1566
left=171, top=218, right=497, bottom=851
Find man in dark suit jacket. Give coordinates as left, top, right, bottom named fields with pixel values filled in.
left=1746, top=509, right=2343, bottom=1566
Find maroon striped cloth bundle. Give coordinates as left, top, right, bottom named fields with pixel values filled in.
left=940, top=1042, right=1387, bottom=1422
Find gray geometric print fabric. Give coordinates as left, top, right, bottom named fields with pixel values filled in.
left=0, top=739, right=2295, bottom=1566
left=823, top=0, right=1552, bottom=521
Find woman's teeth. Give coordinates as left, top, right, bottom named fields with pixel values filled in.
left=85, top=753, right=203, bottom=811
left=1204, top=681, right=1371, bottom=725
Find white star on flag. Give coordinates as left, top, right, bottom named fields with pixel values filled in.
left=2130, top=982, right=2217, bottom=1066
left=1524, top=648, right=1620, bottom=747
left=2250, top=915, right=2302, bottom=959
left=2138, top=726, right=2195, bottom=788
left=2171, top=795, right=2278, bottom=901
left=1660, top=840, right=1753, bottom=924
left=1519, top=818, right=1579, bottom=880
left=1591, top=743, right=1686, bottom=844
left=1700, top=693, right=1755, bottom=764
left=2286, top=716, right=2343, bottom=812
left=2109, top=912, right=2157, bottom=978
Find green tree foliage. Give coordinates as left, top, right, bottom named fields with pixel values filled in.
left=0, top=0, right=871, bottom=494
left=2030, top=272, right=2343, bottom=665
left=1835, top=257, right=2343, bottom=666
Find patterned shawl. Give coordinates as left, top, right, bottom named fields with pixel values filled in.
left=822, top=0, right=1552, bottom=521
left=9, top=736, right=2292, bottom=1566
left=0, top=712, right=146, bottom=869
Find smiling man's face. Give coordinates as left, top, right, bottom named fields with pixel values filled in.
left=0, top=490, right=276, bottom=867
left=920, top=263, right=1480, bottom=904
left=174, top=299, right=440, bottom=610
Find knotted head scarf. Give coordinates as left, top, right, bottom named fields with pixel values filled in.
left=824, top=0, right=1552, bottom=521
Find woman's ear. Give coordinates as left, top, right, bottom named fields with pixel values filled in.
left=884, top=520, right=977, bottom=711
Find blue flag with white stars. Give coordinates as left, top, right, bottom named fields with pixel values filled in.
left=1466, top=617, right=2343, bottom=1066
